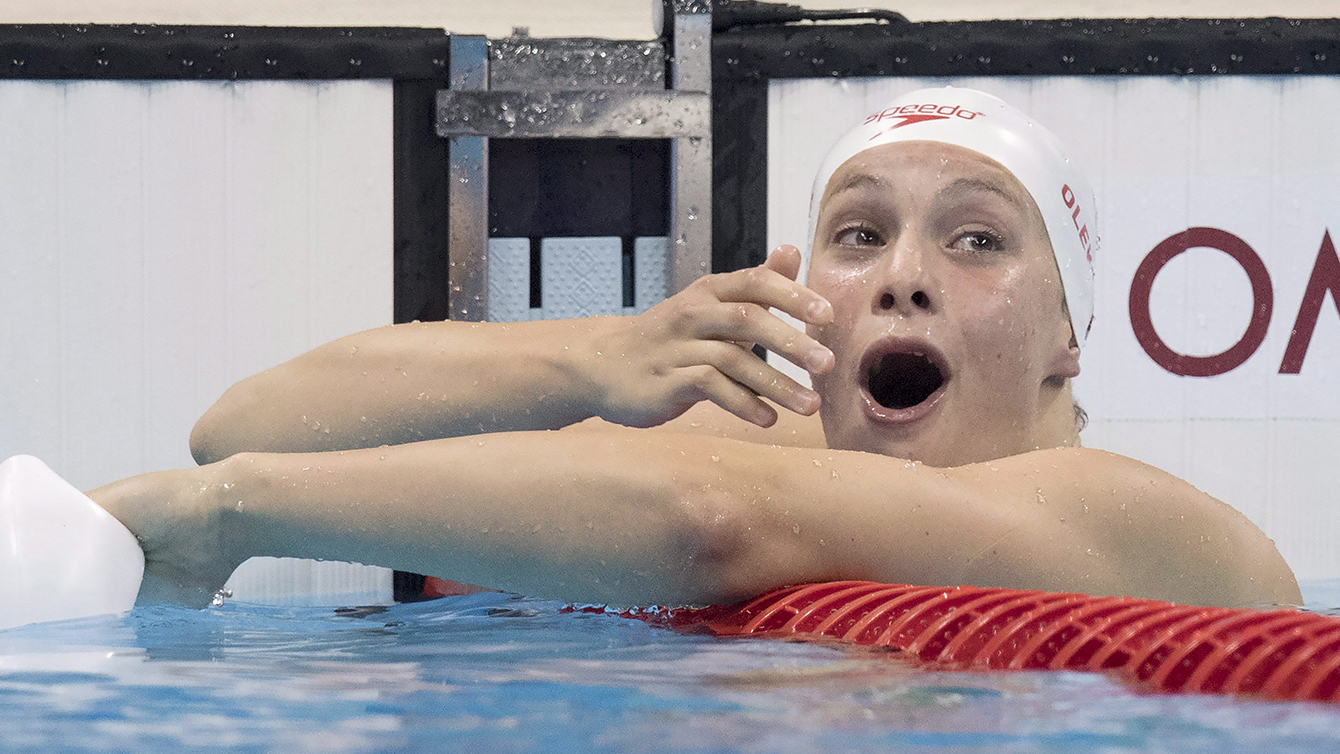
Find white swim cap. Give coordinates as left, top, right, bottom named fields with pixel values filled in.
left=804, top=87, right=1096, bottom=345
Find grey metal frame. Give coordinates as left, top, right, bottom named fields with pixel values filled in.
left=438, top=4, right=713, bottom=321
left=445, top=35, right=490, bottom=322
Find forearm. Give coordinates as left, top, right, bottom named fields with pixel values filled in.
left=219, top=431, right=735, bottom=606
left=191, top=319, right=605, bottom=464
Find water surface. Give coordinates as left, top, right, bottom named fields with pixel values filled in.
left=1, top=583, right=1339, bottom=753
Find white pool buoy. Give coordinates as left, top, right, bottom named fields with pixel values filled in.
left=0, top=455, right=145, bottom=630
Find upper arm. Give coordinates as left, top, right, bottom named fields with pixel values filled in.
left=703, top=444, right=1299, bottom=608
left=948, top=448, right=1301, bottom=607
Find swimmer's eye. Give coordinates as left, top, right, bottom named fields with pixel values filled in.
left=951, top=230, right=1004, bottom=253
left=835, top=224, right=884, bottom=247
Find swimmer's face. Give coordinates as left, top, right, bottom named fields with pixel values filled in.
left=807, top=141, right=1080, bottom=466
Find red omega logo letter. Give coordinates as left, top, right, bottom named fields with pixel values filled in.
left=1129, top=228, right=1273, bottom=377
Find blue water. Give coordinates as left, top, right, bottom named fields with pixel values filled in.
left=2, top=585, right=1340, bottom=753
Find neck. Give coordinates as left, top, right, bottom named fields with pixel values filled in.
left=1033, top=379, right=1081, bottom=451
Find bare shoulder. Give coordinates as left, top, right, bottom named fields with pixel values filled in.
left=561, top=401, right=828, bottom=449
left=963, top=446, right=1301, bottom=607
left=985, top=446, right=1194, bottom=493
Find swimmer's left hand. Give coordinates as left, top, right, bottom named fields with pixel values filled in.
left=88, top=462, right=247, bottom=607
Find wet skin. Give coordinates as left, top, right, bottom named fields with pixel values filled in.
left=87, top=142, right=1302, bottom=610
left=808, top=141, right=1081, bottom=466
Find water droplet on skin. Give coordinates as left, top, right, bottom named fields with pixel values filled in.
left=1035, top=488, right=1046, bottom=504
left=481, top=527, right=490, bottom=533
left=831, top=469, right=840, bottom=479
left=792, top=524, right=802, bottom=535
left=710, top=455, right=720, bottom=463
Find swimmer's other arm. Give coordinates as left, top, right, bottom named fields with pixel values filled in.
left=189, top=249, right=832, bottom=463
left=139, top=431, right=1297, bottom=610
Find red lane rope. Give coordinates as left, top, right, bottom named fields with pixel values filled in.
left=659, top=581, right=1340, bottom=703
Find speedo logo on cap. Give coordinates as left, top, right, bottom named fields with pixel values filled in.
left=863, top=103, right=984, bottom=132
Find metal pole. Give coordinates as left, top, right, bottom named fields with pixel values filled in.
left=447, top=35, right=489, bottom=321
left=668, top=10, right=713, bottom=294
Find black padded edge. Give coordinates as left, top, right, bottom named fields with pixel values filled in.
left=0, top=25, right=450, bottom=79
left=713, top=17, right=1340, bottom=80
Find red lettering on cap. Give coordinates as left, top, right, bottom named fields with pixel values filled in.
left=1061, top=184, right=1093, bottom=262
left=864, top=104, right=984, bottom=126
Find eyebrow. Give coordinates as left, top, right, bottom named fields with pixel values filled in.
left=826, top=172, right=1027, bottom=214
left=933, top=177, right=1027, bottom=213
left=825, top=172, right=891, bottom=200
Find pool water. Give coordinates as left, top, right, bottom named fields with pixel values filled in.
left=2, top=584, right=1340, bottom=753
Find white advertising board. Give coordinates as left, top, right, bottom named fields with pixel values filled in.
left=769, top=76, right=1340, bottom=580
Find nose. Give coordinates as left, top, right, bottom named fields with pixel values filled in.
left=872, top=238, right=937, bottom=316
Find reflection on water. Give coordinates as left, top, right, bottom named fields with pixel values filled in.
left=0, top=586, right=1339, bottom=752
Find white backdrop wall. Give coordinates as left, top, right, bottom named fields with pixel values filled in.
left=0, top=80, right=394, bottom=491
left=769, top=75, right=1340, bottom=580
left=0, top=80, right=395, bottom=603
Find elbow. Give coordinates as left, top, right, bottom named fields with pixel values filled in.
left=190, top=381, right=256, bottom=466
left=674, top=488, right=750, bottom=602
left=189, top=422, right=226, bottom=467
left=671, top=483, right=812, bottom=605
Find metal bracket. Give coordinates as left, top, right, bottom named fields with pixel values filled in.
left=441, top=3, right=715, bottom=319
left=435, top=90, right=709, bottom=139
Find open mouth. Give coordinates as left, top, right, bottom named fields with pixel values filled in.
left=860, top=339, right=950, bottom=419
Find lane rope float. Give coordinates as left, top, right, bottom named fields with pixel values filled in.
left=633, top=581, right=1340, bottom=702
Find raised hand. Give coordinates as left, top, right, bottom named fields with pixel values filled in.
left=585, top=245, right=834, bottom=429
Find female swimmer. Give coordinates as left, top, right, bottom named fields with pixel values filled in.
left=89, top=88, right=1300, bottom=609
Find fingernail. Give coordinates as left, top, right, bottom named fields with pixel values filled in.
left=808, top=346, right=834, bottom=372
left=799, top=390, right=821, bottom=413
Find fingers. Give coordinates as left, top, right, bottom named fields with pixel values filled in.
left=680, top=365, right=779, bottom=427
left=708, top=265, right=833, bottom=327
left=694, top=342, right=821, bottom=416
left=693, top=302, right=834, bottom=375
left=763, top=244, right=803, bottom=281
